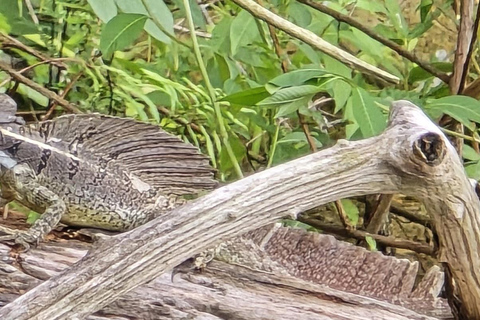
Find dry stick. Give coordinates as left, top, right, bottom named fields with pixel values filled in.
left=460, top=4, right=480, bottom=95
left=296, top=0, right=451, bottom=84
left=44, top=72, right=83, bottom=119
left=0, top=34, right=66, bottom=70
left=297, top=216, right=434, bottom=255
left=230, top=0, right=399, bottom=84
left=0, top=62, right=82, bottom=114
left=365, top=194, right=394, bottom=234
left=450, top=0, right=475, bottom=94
left=446, top=0, right=475, bottom=156
left=1, top=101, right=480, bottom=319
left=459, top=2, right=480, bottom=93
left=390, top=204, right=431, bottom=226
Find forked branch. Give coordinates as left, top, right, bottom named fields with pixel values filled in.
left=0, top=101, right=479, bottom=319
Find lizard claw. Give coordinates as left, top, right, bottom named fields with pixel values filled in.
left=0, top=231, right=39, bottom=251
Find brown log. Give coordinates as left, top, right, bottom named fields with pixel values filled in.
left=0, top=100, right=478, bottom=319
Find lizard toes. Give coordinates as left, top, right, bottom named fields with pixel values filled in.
left=0, top=232, right=36, bottom=251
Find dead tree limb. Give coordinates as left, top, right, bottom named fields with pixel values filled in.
left=0, top=100, right=479, bottom=319
left=0, top=225, right=450, bottom=319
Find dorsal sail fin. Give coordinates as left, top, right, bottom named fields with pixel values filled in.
left=26, top=114, right=217, bottom=195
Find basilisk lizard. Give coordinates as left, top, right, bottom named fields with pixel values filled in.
left=0, top=94, right=217, bottom=249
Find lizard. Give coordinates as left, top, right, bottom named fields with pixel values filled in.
left=0, top=94, right=217, bottom=249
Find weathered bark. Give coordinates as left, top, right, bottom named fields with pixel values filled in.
left=0, top=100, right=479, bottom=319
left=0, top=224, right=451, bottom=319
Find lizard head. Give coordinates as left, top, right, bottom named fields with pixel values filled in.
left=0, top=94, right=23, bottom=171
left=0, top=94, right=25, bottom=125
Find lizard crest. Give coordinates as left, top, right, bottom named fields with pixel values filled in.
left=0, top=94, right=217, bottom=248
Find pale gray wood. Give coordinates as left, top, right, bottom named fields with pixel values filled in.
left=0, top=100, right=478, bottom=319
left=0, top=234, right=450, bottom=320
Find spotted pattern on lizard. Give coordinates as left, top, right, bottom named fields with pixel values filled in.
left=0, top=94, right=217, bottom=248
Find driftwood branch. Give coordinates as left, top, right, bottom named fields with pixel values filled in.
left=0, top=224, right=450, bottom=319
left=0, top=100, right=479, bottom=319
left=230, top=0, right=399, bottom=84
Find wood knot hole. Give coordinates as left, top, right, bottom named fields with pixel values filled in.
left=413, top=133, right=445, bottom=166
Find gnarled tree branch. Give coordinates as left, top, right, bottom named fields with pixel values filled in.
left=0, top=100, right=479, bottom=319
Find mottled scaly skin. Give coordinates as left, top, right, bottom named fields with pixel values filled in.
left=0, top=94, right=215, bottom=248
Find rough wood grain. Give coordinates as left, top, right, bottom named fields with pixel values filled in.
left=0, top=100, right=478, bottom=319
left=0, top=225, right=451, bottom=320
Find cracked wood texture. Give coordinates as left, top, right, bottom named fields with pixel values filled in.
left=0, top=222, right=450, bottom=319
left=0, top=100, right=479, bottom=319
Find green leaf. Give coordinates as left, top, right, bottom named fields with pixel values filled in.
left=463, top=145, right=480, bottom=161
left=426, top=96, right=480, bottom=130
left=277, top=132, right=322, bottom=148
left=365, top=236, right=377, bottom=251
left=115, top=0, right=173, bottom=43
left=172, top=0, right=206, bottom=30
left=351, top=87, right=386, bottom=138
left=269, top=69, right=332, bottom=87
left=384, top=0, right=408, bottom=37
left=332, top=79, right=352, bottom=113
left=0, top=12, right=11, bottom=33
left=0, top=0, right=37, bottom=35
left=100, top=13, right=148, bottom=59
left=341, top=199, right=359, bottom=226
left=419, top=0, right=433, bottom=22
left=221, top=87, right=271, bottom=106
left=408, top=62, right=452, bottom=83
left=211, top=17, right=232, bottom=54
left=465, top=160, right=480, bottom=180
left=257, top=85, right=321, bottom=107
left=230, top=10, right=260, bottom=56
left=287, top=2, right=312, bottom=27
left=274, top=96, right=311, bottom=118
left=26, top=211, right=41, bottom=225
left=87, top=0, right=117, bottom=22
left=142, top=0, right=174, bottom=36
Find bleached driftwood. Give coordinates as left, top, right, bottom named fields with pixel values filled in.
left=0, top=100, right=479, bottom=319
left=0, top=222, right=450, bottom=319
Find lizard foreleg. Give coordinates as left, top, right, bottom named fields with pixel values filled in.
left=0, top=164, right=66, bottom=249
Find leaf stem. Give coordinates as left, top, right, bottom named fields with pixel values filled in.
left=442, top=128, right=480, bottom=143
left=267, top=121, right=281, bottom=168
left=182, top=0, right=243, bottom=178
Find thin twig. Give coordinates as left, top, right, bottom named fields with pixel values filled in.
left=365, top=194, right=394, bottom=234
left=174, top=25, right=211, bottom=38
left=460, top=4, right=480, bottom=93
left=298, top=216, right=435, bottom=255
left=24, top=0, right=39, bottom=24
left=450, top=0, right=475, bottom=94
left=44, top=72, right=84, bottom=119
left=296, top=0, right=450, bottom=84
left=0, top=61, right=82, bottom=114
left=17, top=58, right=85, bottom=75
left=0, top=33, right=66, bottom=69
